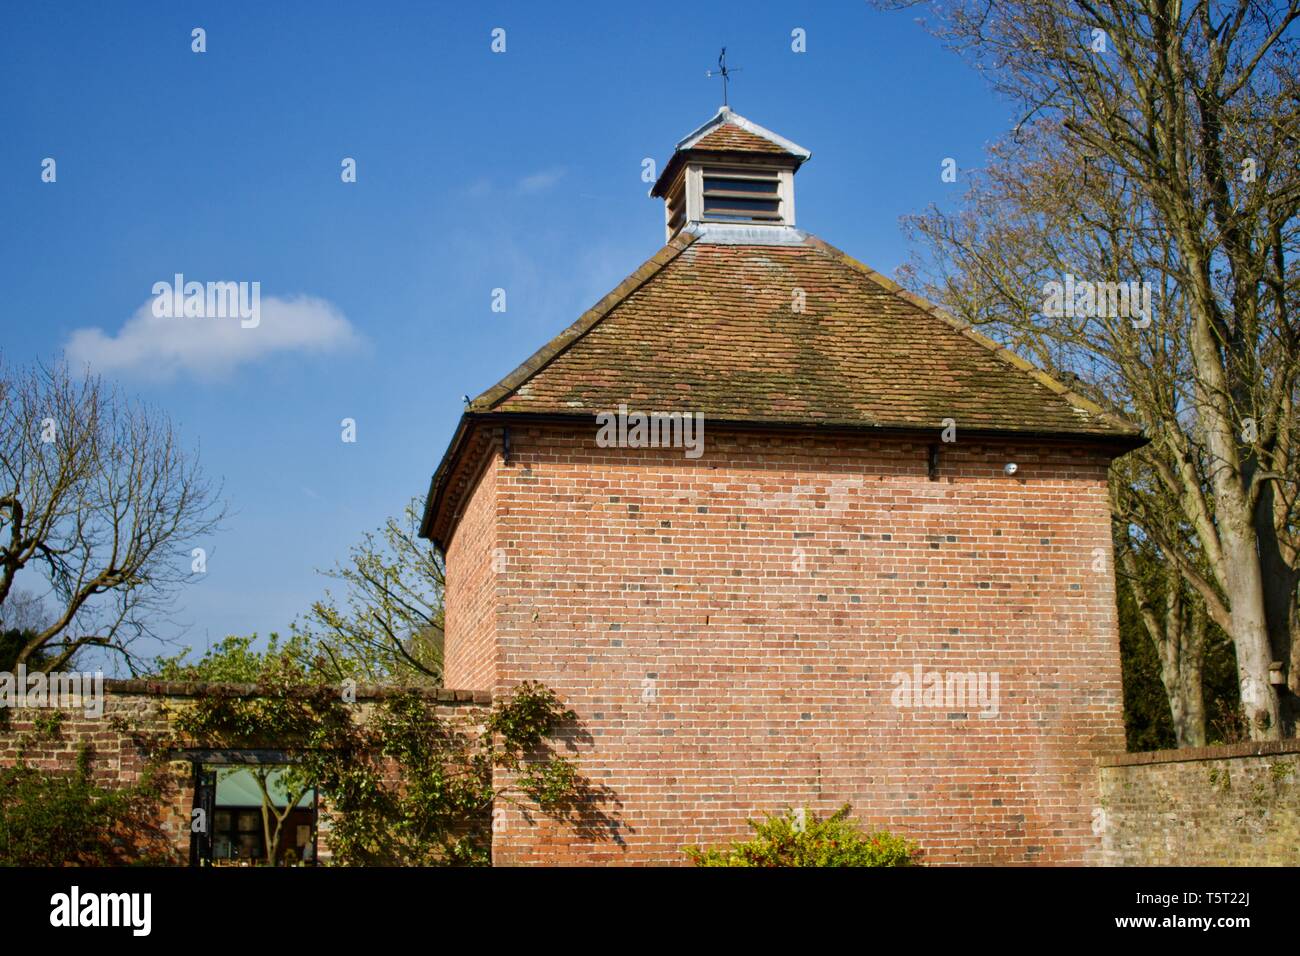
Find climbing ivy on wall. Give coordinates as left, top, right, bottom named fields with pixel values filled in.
left=0, top=725, right=172, bottom=866
left=163, top=640, right=585, bottom=865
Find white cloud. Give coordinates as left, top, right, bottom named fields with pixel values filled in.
left=65, top=294, right=363, bottom=382
left=515, top=167, right=566, bottom=194
left=459, top=168, right=566, bottom=200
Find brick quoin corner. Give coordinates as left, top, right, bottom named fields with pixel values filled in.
left=420, top=107, right=1144, bottom=866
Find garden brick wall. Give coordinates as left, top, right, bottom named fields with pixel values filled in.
left=442, top=423, right=1128, bottom=865
left=0, top=682, right=193, bottom=863
left=0, top=680, right=490, bottom=865
left=1098, top=740, right=1300, bottom=866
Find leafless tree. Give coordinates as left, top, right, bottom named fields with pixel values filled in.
left=0, top=359, right=224, bottom=672
left=880, top=0, right=1300, bottom=739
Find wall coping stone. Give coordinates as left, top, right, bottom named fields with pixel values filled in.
left=1099, top=738, right=1300, bottom=767
left=100, top=678, right=491, bottom=705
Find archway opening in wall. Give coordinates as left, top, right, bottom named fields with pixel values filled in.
left=187, top=751, right=318, bottom=867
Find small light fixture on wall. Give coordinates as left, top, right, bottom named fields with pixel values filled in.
left=1004, top=462, right=1018, bottom=476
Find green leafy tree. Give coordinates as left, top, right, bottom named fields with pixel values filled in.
left=151, top=632, right=336, bottom=684
left=295, top=497, right=444, bottom=685
left=0, top=590, right=62, bottom=671
left=0, top=628, right=54, bottom=672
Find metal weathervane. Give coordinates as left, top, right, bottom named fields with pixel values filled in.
left=706, top=47, right=741, bottom=107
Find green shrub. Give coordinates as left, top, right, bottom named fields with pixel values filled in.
left=0, top=748, right=171, bottom=866
left=685, top=804, right=918, bottom=867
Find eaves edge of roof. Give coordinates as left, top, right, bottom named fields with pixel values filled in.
left=418, top=408, right=1147, bottom=546
left=418, top=412, right=472, bottom=544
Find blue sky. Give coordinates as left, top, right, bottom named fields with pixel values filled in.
left=0, top=1, right=1015, bottom=667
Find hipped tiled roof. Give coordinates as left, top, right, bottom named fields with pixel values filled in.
left=471, top=231, right=1139, bottom=437
left=420, top=229, right=1142, bottom=544
left=691, top=123, right=790, bottom=154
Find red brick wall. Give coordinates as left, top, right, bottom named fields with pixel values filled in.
left=446, top=423, right=1126, bottom=865
left=0, top=692, right=193, bottom=863
left=0, top=683, right=492, bottom=865
left=443, top=458, right=501, bottom=690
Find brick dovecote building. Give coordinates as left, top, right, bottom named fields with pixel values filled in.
left=419, top=107, right=1144, bottom=865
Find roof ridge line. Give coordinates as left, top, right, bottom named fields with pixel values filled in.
left=471, top=232, right=700, bottom=411
left=803, top=235, right=1143, bottom=438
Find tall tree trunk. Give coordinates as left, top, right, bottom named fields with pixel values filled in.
left=1187, top=281, right=1283, bottom=741
left=874, top=0, right=1300, bottom=745
left=1221, top=537, right=1281, bottom=739
left=1158, top=600, right=1207, bottom=749
left=1157, top=582, right=1207, bottom=748
left=1255, top=482, right=1299, bottom=737
left=1121, top=545, right=1208, bottom=747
